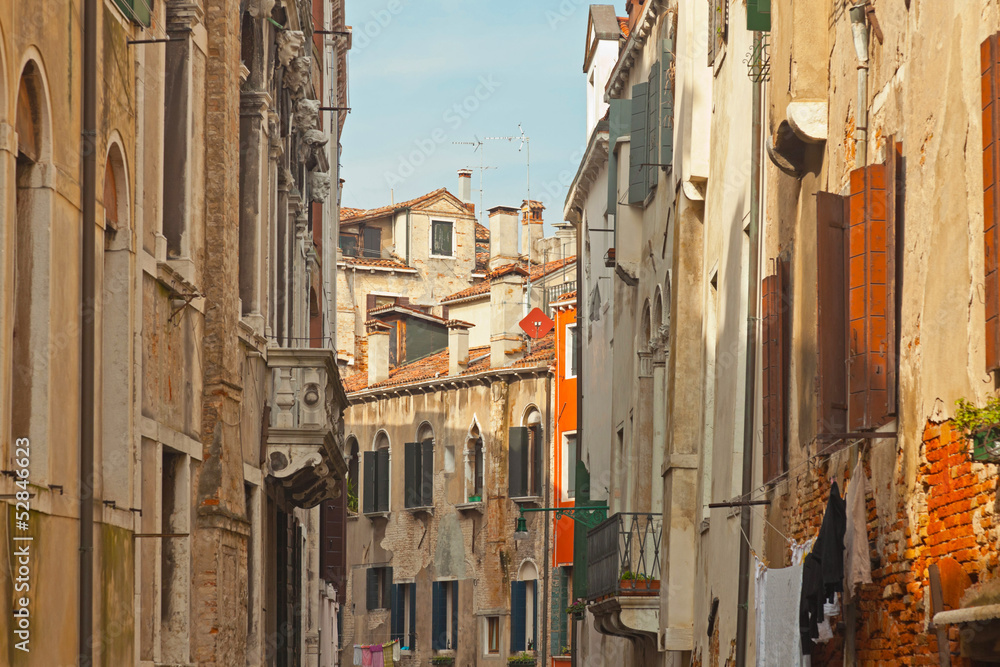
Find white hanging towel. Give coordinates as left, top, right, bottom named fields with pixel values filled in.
left=844, top=459, right=873, bottom=603
left=757, top=564, right=805, bottom=667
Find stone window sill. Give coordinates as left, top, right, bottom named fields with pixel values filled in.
left=512, top=495, right=543, bottom=507
left=456, top=501, right=484, bottom=513
left=405, top=505, right=434, bottom=516
left=364, top=511, right=390, bottom=520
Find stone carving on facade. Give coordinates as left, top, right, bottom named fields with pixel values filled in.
left=309, top=171, right=331, bottom=203
left=276, top=29, right=305, bottom=67
left=247, top=0, right=275, bottom=19
left=649, top=324, right=670, bottom=363
left=298, top=129, right=330, bottom=171
left=283, top=55, right=312, bottom=100
left=268, top=111, right=284, bottom=160
left=294, top=98, right=320, bottom=132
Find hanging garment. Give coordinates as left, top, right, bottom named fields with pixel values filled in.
left=754, top=558, right=767, bottom=667
left=843, top=460, right=873, bottom=603
left=393, top=640, right=401, bottom=662
left=800, top=481, right=847, bottom=654
left=370, top=644, right=384, bottom=667
left=816, top=592, right=841, bottom=643
left=759, top=564, right=805, bottom=666
left=354, top=645, right=363, bottom=666
left=361, top=645, right=373, bottom=667
left=382, top=641, right=396, bottom=667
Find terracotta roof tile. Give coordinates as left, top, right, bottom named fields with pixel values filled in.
left=551, top=290, right=577, bottom=306
left=368, top=303, right=448, bottom=323
left=618, top=17, right=630, bottom=39
left=341, top=187, right=472, bottom=224
left=475, top=251, right=490, bottom=272
left=343, top=332, right=555, bottom=393
left=441, top=256, right=577, bottom=303
left=339, top=256, right=414, bottom=271
left=476, top=222, right=490, bottom=242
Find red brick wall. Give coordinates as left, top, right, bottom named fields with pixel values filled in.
left=774, top=422, right=1000, bottom=665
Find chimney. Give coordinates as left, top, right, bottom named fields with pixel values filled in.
left=489, top=265, right=528, bottom=368
left=521, top=200, right=545, bottom=264
left=553, top=221, right=577, bottom=257
left=488, top=205, right=520, bottom=270
left=366, top=320, right=390, bottom=386
left=458, top=169, right=473, bottom=203
left=447, top=320, right=473, bottom=376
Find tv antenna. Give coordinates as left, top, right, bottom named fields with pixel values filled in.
left=452, top=136, right=496, bottom=226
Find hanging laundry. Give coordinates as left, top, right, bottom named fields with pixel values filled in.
left=361, top=645, right=373, bottom=667
left=800, top=481, right=846, bottom=654
left=370, top=643, right=385, bottom=667
left=843, top=460, right=873, bottom=603
left=758, top=563, right=805, bottom=666
left=354, top=645, right=363, bottom=667
left=382, top=640, right=396, bottom=667
left=816, top=592, right=841, bottom=643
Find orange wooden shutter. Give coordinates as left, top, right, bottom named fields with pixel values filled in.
left=761, top=262, right=786, bottom=483
left=817, top=192, right=849, bottom=434
left=983, top=35, right=1000, bottom=371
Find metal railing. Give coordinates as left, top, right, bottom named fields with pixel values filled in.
left=586, top=512, right=662, bottom=601
left=542, top=280, right=577, bottom=315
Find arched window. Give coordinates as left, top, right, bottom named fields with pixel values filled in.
left=640, top=299, right=652, bottom=350
left=346, top=436, right=359, bottom=513
left=511, top=561, right=539, bottom=652
left=405, top=423, right=434, bottom=508
left=465, top=420, right=484, bottom=502
left=363, top=431, right=390, bottom=513
left=10, top=59, right=52, bottom=480
left=510, top=407, right=542, bottom=498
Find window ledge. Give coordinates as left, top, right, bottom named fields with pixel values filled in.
left=364, top=511, right=390, bottom=520
left=456, top=501, right=484, bottom=513
left=429, top=254, right=456, bottom=260
left=512, top=495, right=543, bottom=506
left=347, top=512, right=360, bottom=521
left=405, top=505, right=434, bottom=515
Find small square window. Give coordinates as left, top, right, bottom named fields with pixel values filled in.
left=431, top=220, right=454, bottom=257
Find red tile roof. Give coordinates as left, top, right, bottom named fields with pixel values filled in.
left=339, top=256, right=414, bottom=271
left=341, top=187, right=473, bottom=225
left=368, top=303, right=449, bottom=323
left=475, top=251, right=490, bottom=272
left=476, top=222, right=490, bottom=242
left=618, top=17, right=630, bottom=39
left=551, top=290, right=577, bottom=306
left=441, top=256, right=577, bottom=303
left=343, top=331, right=555, bottom=393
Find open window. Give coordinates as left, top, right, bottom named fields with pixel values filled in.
left=346, top=436, right=359, bottom=514
left=391, top=582, right=416, bottom=650
left=464, top=421, right=485, bottom=503
left=430, top=219, right=455, bottom=258
left=510, top=562, right=538, bottom=653
left=432, top=580, right=459, bottom=651
left=366, top=566, right=392, bottom=610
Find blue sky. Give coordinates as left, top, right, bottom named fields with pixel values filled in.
left=341, top=0, right=597, bottom=232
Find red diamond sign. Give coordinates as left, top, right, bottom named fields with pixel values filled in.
left=519, top=307, right=554, bottom=339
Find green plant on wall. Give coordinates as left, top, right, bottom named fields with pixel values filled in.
left=431, top=657, right=455, bottom=666
left=507, top=653, right=536, bottom=666
left=347, top=477, right=358, bottom=514
left=955, top=396, right=1000, bottom=462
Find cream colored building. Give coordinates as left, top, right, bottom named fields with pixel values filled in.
left=0, top=1, right=351, bottom=665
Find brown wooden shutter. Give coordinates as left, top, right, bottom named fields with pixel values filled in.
left=847, top=160, right=895, bottom=430
left=761, top=263, right=786, bottom=483
left=816, top=192, right=849, bottom=434
left=984, top=35, right=1000, bottom=371
left=320, top=495, right=346, bottom=586
left=366, top=293, right=376, bottom=316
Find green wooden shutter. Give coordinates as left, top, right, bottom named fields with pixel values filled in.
left=628, top=82, right=649, bottom=205
left=510, top=581, right=526, bottom=653
left=366, top=568, right=379, bottom=610
left=421, top=440, right=434, bottom=506
left=661, top=39, right=675, bottom=170
left=363, top=451, right=376, bottom=514
left=532, top=426, right=544, bottom=496
left=391, top=584, right=403, bottom=638
left=376, top=448, right=390, bottom=511
left=550, top=568, right=567, bottom=655
left=509, top=427, right=529, bottom=498
left=404, top=442, right=419, bottom=508
left=647, top=61, right=661, bottom=192
left=747, top=0, right=771, bottom=31
left=608, top=99, right=631, bottom=218
left=113, top=0, right=152, bottom=27
left=383, top=567, right=393, bottom=609
left=408, top=583, right=416, bottom=647
left=451, top=581, right=459, bottom=649
left=432, top=582, right=446, bottom=650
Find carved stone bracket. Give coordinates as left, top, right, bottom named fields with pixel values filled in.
left=309, top=172, right=331, bottom=203
left=276, top=30, right=306, bottom=68
left=294, top=98, right=320, bottom=132
left=247, top=0, right=276, bottom=19
left=166, top=0, right=204, bottom=32
left=240, top=90, right=272, bottom=121
left=283, top=55, right=312, bottom=101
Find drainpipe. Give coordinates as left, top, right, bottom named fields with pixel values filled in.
left=542, top=371, right=552, bottom=667
left=734, top=30, right=764, bottom=667
left=80, top=0, right=97, bottom=664
left=850, top=4, right=870, bottom=166
left=572, top=220, right=583, bottom=667
left=404, top=207, right=411, bottom=265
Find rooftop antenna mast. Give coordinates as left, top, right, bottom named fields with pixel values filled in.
left=485, top=125, right=534, bottom=309
left=452, top=136, right=496, bottom=227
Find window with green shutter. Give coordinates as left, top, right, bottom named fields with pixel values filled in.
left=661, top=39, right=676, bottom=170
left=747, top=0, right=771, bottom=32
left=113, top=0, right=153, bottom=26
left=607, top=99, right=631, bottom=218
left=550, top=567, right=570, bottom=655
left=628, top=82, right=649, bottom=205
left=646, top=61, right=661, bottom=192
left=405, top=440, right=434, bottom=508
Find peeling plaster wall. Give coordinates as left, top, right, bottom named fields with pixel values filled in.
left=341, top=372, right=551, bottom=665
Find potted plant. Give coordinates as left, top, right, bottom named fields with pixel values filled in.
left=431, top=657, right=455, bottom=666
left=346, top=477, right=359, bottom=514
left=561, top=645, right=572, bottom=656
left=619, top=570, right=637, bottom=590
left=956, top=396, right=1000, bottom=462
left=565, top=598, right=586, bottom=620
left=619, top=571, right=661, bottom=594
left=507, top=652, right=536, bottom=666
left=468, top=494, right=482, bottom=503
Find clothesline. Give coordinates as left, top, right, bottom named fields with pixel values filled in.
left=354, top=640, right=400, bottom=667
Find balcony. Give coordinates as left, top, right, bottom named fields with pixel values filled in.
left=586, top=513, right=661, bottom=653
left=265, top=348, right=349, bottom=508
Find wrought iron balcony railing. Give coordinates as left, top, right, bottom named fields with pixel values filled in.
left=586, top=512, right=662, bottom=602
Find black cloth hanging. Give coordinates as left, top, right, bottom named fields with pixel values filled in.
left=799, top=480, right=847, bottom=654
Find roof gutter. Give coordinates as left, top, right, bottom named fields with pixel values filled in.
left=563, top=123, right=610, bottom=224
left=347, top=363, right=552, bottom=402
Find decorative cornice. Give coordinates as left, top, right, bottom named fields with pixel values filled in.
left=605, top=0, right=666, bottom=102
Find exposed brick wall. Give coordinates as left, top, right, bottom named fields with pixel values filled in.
left=773, top=422, right=1000, bottom=665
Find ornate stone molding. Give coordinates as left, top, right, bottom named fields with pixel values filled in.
left=166, top=0, right=204, bottom=33
left=294, top=98, right=320, bottom=132
left=309, top=172, right=331, bottom=203
left=247, top=0, right=276, bottom=19
left=283, top=55, right=313, bottom=101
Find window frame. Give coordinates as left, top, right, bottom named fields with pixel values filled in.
left=429, top=218, right=457, bottom=259
left=486, top=616, right=501, bottom=655
left=561, top=431, right=577, bottom=502
left=564, top=323, right=578, bottom=379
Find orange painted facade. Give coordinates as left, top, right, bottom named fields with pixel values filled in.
left=552, top=295, right=578, bottom=569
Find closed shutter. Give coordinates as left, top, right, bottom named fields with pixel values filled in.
left=382, top=567, right=393, bottom=609
left=391, top=584, right=402, bottom=638
left=747, top=0, right=771, bottom=31
left=363, top=451, right=376, bottom=514
left=474, top=438, right=484, bottom=496
left=451, top=581, right=459, bottom=650
left=509, top=427, right=529, bottom=498
left=985, top=35, right=1000, bottom=371
left=661, top=39, right=675, bottom=171
left=608, top=99, right=630, bottom=218
left=376, top=448, right=390, bottom=511
left=510, top=581, right=526, bottom=653
left=531, top=425, right=544, bottom=496
left=761, top=262, right=787, bottom=483
left=366, top=568, right=379, bottom=610
left=847, top=161, right=895, bottom=430
left=320, top=496, right=346, bottom=585
left=366, top=293, right=376, bottom=316
left=816, top=192, right=849, bottom=434
left=432, top=582, right=446, bottom=650
left=550, top=568, right=567, bottom=655
left=628, top=83, right=649, bottom=205
left=404, top=442, right=419, bottom=508
left=646, top=61, right=661, bottom=192
left=113, top=0, right=152, bottom=27
left=421, top=440, right=434, bottom=506
left=408, top=582, right=417, bottom=647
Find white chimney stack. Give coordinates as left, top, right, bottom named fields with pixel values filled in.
left=458, top=169, right=473, bottom=204
left=488, top=205, right=520, bottom=270
left=490, top=265, right=527, bottom=368
left=366, top=321, right=391, bottom=386
left=521, top=200, right=545, bottom=264
left=447, top=320, right=473, bottom=376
